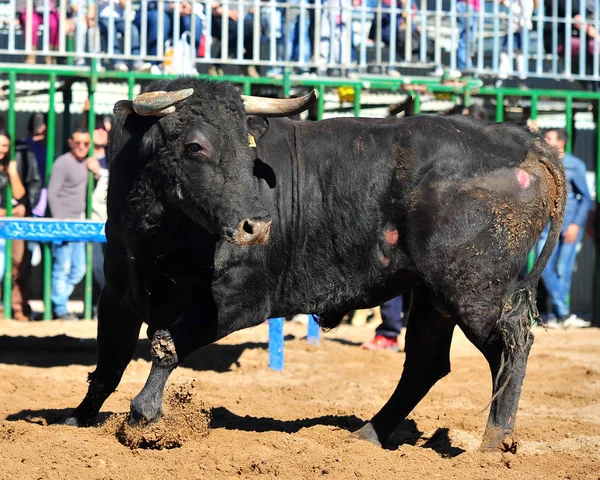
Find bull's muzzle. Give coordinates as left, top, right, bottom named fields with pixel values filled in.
left=226, top=218, right=272, bottom=246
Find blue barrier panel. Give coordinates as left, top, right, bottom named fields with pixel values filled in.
left=268, top=317, right=285, bottom=371
left=0, top=219, right=106, bottom=243
left=307, top=314, right=320, bottom=345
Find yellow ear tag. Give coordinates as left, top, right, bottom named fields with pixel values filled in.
left=248, top=133, right=257, bottom=148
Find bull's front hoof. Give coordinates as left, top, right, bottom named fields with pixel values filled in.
left=348, top=422, right=382, bottom=447
left=63, top=416, right=81, bottom=427
left=129, top=396, right=162, bottom=426
left=63, top=411, right=94, bottom=427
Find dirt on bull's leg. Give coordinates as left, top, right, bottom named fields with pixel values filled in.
left=129, top=330, right=179, bottom=425
left=112, top=380, right=211, bottom=450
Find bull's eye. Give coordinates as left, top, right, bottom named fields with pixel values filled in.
left=188, top=143, right=202, bottom=153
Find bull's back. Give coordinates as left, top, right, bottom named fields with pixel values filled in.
left=261, top=116, right=558, bottom=317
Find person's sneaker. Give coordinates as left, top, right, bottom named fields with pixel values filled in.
left=544, top=317, right=563, bottom=329
left=432, top=64, right=444, bottom=76
left=387, top=68, right=401, bottom=78
left=133, top=60, right=152, bottom=72
left=562, top=314, right=592, bottom=328
left=150, top=64, right=162, bottom=75
left=114, top=61, right=129, bottom=72
left=445, top=68, right=462, bottom=80
left=55, top=312, right=79, bottom=321
left=245, top=65, right=260, bottom=78
left=346, top=68, right=360, bottom=79
left=361, top=335, right=399, bottom=352
left=266, top=67, right=283, bottom=79
left=13, top=311, right=30, bottom=322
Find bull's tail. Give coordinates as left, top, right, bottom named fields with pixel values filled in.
left=491, top=138, right=566, bottom=401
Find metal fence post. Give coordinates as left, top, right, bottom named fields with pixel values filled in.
left=84, top=62, right=97, bottom=320
left=595, top=101, right=600, bottom=326
left=3, top=72, right=17, bottom=319
left=43, top=73, right=57, bottom=320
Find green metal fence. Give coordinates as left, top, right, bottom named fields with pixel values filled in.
left=1, top=64, right=599, bottom=325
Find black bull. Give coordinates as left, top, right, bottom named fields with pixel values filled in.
left=65, top=79, right=566, bottom=452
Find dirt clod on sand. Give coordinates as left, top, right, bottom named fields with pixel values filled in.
left=110, top=381, right=210, bottom=450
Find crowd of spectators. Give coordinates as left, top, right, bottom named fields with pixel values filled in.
left=4, top=0, right=600, bottom=80
left=0, top=111, right=112, bottom=321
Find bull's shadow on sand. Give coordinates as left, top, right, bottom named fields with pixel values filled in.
left=211, top=408, right=465, bottom=457
left=5, top=409, right=115, bottom=426
left=5, top=404, right=463, bottom=457
left=0, top=334, right=295, bottom=372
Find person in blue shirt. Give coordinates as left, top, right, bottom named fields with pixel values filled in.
left=537, top=128, right=593, bottom=328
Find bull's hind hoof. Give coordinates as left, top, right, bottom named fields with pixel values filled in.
left=348, top=422, right=382, bottom=447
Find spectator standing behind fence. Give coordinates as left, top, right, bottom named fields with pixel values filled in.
left=134, top=0, right=203, bottom=75
left=68, top=0, right=98, bottom=67
left=537, top=128, right=592, bottom=329
left=9, top=134, right=43, bottom=322
left=456, top=0, right=479, bottom=72
left=208, top=1, right=258, bottom=77
left=98, top=0, right=152, bottom=72
left=84, top=118, right=109, bottom=319
left=498, top=0, right=534, bottom=80
left=367, top=0, right=434, bottom=77
left=264, top=0, right=313, bottom=79
left=0, top=129, right=28, bottom=320
left=16, top=0, right=60, bottom=64
left=317, top=0, right=354, bottom=77
left=361, top=296, right=404, bottom=351
left=47, top=128, right=91, bottom=321
left=543, top=0, right=600, bottom=84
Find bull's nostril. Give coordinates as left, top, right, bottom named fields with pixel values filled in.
left=243, top=220, right=254, bottom=235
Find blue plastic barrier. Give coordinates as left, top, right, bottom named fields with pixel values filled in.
left=0, top=219, right=106, bottom=242
left=0, top=219, right=320, bottom=367
left=268, top=314, right=321, bottom=370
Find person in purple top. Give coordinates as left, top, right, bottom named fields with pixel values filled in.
left=47, top=128, right=91, bottom=320
left=537, top=128, right=593, bottom=328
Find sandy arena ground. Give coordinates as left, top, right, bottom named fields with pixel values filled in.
left=0, top=318, right=598, bottom=479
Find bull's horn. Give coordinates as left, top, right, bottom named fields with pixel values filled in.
left=242, top=90, right=318, bottom=117
left=132, top=88, right=195, bottom=116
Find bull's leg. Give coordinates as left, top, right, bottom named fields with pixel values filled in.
left=129, top=297, right=221, bottom=425
left=64, top=287, right=143, bottom=426
left=475, top=327, right=534, bottom=452
left=352, top=286, right=456, bottom=446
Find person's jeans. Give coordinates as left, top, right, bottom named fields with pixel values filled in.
left=376, top=295, right=404, bottom=338
left=99, top=17, right=141, bottom=56
left=537, top=228, right=583, bottom=318
left=457, top=1, right=476, bottom=70
left=134, top=9, right=202, bottom=61
left=51, top=241, right=86, bottom=316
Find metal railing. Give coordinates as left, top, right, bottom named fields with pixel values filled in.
left=1, top=66, right=600, bottom=324
left=1, top=0, right=600, bottom=80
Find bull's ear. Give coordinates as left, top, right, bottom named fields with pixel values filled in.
left=247, top=115, right=269, bottom=143
left=114, top=100, right=134, bottom=118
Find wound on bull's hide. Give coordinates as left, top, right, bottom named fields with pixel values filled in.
left=516, top=169, right=531, bottom=189
left=384, top=227, right=399, bottom=245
